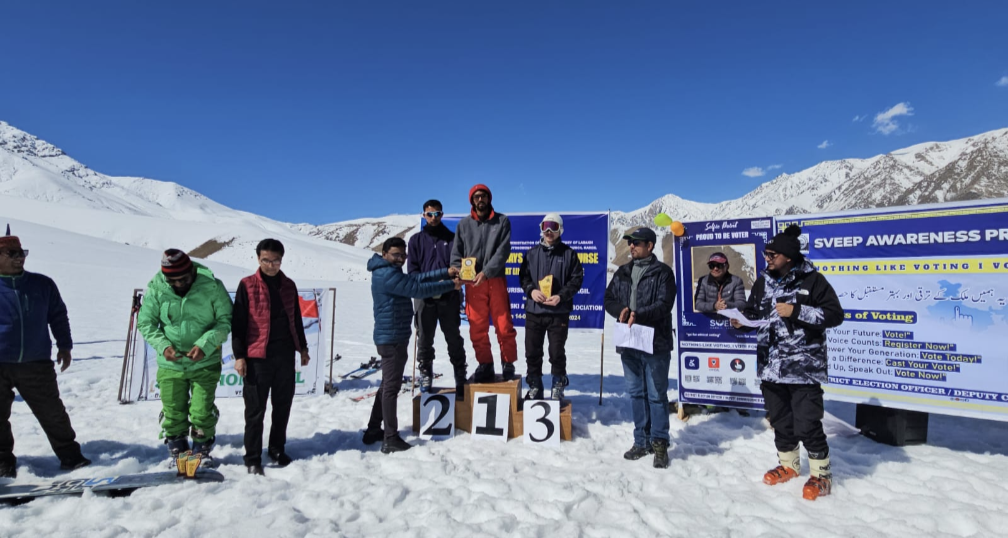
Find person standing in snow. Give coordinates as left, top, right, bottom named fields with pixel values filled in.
left=407, top=199, right=468, bottom=397
left=604, top=227, right=678, bottom=469
left=449, top=184, right=518, bottom=383
left=137, top=249, right=232, bottom=463
left=231, top=239, right=309, bottom=475
left=0, top=232, right=91, bottom=478
left=519, top=213, right=583, bottom=400
left=731, top=224, right=843, bottom=501
left=364, top=237, right=461, bottom=454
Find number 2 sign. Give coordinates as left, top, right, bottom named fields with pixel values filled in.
left=420, top=393, right=456, bottom=440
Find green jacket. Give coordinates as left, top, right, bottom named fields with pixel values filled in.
left=137, top=262, right=233, bottom=372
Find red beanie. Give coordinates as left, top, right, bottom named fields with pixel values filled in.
left=469, top=184, right=492, bottom=205
left=161, top=249, right=193, bottom=276
left=0, top=236, right=21, bottom=251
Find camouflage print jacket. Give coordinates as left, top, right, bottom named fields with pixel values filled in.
left=741, top=259, right=844, bottom=385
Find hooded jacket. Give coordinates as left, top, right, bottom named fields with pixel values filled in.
left=0, top=271, right=72, bottom=363
left=137, top=262, right=234, bottom=372
left=450, top=184, right=511, bottom=279
left=368, top=254, right=456, bottom=345
left=519, top=241, right=584, bottom=315
left=740, top=259, right=844, bottom=384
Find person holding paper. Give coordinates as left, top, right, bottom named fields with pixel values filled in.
left=694, top=252, right=747, bottom=314
left=730, top=224, right=843, bottom=501
left=231, top=239, right=309, bottom=475
left=518, top=213, right=584, bottom=400
left=604, top=227, right=677, bottom=469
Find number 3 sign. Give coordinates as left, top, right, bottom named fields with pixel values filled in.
left=523, top=400, right=560, bottom=447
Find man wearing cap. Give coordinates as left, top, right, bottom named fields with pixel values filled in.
left=450, top=184, right=518, bottom=383
left=694, top=252, right=747, bottom=315
left=231, top=238, right=309, bottom=475
left=604, top=227, right=677, bottom=469
left=519, top=213, right=584, bottom=400
left=408, top=199, right=468, bottom=397
left=137, top=249, right=233, bottom=462
left=0, top=233, right=91, bottom=478
left=730, top=224, right=843, bottom=501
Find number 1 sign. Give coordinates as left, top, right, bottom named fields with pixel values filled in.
left=472, top=392, right=511, bottom=443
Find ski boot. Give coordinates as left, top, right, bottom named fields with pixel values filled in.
left=525, top=375, right=544, bottom=400
left=473, top=363, right=495, bottom=383
left=418, top=359, right=434, bottom=393
left=551, top=374, right=569, bottom=400
left=501, top=361, right=516, bottom=381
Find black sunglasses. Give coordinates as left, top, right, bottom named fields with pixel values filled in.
left=763, top=250, right=781, bottom=259
left=2, top=249, right=28, bottom=259
left=708, top=262, right=726, bottom=270
left=627, top=239, right=646, bottom=247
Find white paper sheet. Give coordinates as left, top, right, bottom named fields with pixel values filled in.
left=613, top=323, right=655, bottom=354
left=718, top=308, right=770, bottom=328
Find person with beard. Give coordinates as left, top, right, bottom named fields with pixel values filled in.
left=0, top=232, right=91, bottom=478
left=519, top=213, right=583, bottom=400
left=407, top=200, right=467, bottom=397
left=231, top=239, right=309, bottom=475
left=364, top=237, right=461, bottom=454
left=694, top=252, right=747, bottom=314
left=604, top=227, right=677, bottom=469
left=137, top=249, right=233, bottom=463
left=450, top=184, right=518, bottom=383
left=731, top=224, right=843, bottom=501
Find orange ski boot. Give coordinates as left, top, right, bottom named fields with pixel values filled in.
left=763, top=465, right=799, bottom=485
left=802, top=475, right=832, bottom=500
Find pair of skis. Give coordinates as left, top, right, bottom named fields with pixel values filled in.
left=348, top=373, right=443, bottom=402
left=340, top=357, right=381, bottom=380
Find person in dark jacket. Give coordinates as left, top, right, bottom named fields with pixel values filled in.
left=694, top=252, right=747, bottom=314
left=604, top=227, right=677, bottom=469
left=407, top=199, right=467, bottom=397
left=364, top=237, right=461, bottom=454
left=450, top=184, right=518, bottom=383
left=731, top=224, right=843, bottom=501
left=519, top=213, right=583, bottom=400
left=232, top=239, right=309, bottom=475
left=0, top=233, right=90, bottom=478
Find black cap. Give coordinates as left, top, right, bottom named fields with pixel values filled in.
left=622, top=227, right=657, bottom=244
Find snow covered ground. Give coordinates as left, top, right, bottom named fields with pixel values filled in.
left=2, top=217, right=1008, bottom=537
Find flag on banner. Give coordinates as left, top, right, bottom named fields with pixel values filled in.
left=299, top=295, right=319, bottom=319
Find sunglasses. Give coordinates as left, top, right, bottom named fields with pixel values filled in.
left=627, top=239, right=646, bottom=247
left=541, top=221, right=560, bottom=232
left=1, top=249, right=28, bottom=259
left=763, top=250, right=782, bottom=259
left=708, top=262, right=726, bottom=270
left=424, top=211, right=443, bottom=218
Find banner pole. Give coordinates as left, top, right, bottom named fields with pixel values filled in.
left=328, top=287, right=337, bottom=392
left=598, top=332, right=605, bottom=406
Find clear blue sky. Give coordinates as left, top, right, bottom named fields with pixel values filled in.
left=2, top=1, right=1006, bottom=224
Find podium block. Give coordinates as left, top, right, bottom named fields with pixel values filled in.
left=412, top=388, right=471, bottom=433
left=463, top=376, right=523, bottom=438
left=514, top=400, right=573, bottom=441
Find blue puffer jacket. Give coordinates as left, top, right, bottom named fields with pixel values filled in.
left=368, top=254, right=456, bottom=345
left=0, top=271, right=72, bottom=363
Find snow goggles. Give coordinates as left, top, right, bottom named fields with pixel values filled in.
left=424, top=211, right=443, bottom=218
left=541, top=221, right=561, bottom=232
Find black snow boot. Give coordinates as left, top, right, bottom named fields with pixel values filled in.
left=473, top=363, right=495, bottom=383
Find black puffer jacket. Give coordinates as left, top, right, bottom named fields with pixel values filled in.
left=519, top=241, right=584, bottom=315
left=604, top=256, right=677, bottom=355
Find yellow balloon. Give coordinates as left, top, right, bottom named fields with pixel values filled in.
left=653, top=213, right=673, bottom=227
left=670, top=221, right=685, bottom=237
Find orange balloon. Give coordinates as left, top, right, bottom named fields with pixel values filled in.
left=670, top=221, right=685, bottom=237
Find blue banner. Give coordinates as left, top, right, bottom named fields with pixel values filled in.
left=782, top=201, right=1008, bottom=421
left=432, top=213, right=608, bottom=331
left=673, top=217, right=772, bottom=408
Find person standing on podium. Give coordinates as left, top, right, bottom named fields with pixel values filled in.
left=519, top=213, right=583, bottom=401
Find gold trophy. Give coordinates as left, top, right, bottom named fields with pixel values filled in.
left=460, top=257, right=477, bottom=281
left=538, top=275, right=553, bottom=297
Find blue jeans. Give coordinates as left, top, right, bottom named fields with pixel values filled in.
left=620, top=348, right=672, bottom=445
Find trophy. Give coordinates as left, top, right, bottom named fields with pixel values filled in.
left=539, top=275, right=553, bottom=297
left=175, top=450, right=203, bottom=478
left=460, top=257, right=477, bottom=281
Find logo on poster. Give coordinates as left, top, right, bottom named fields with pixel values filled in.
left=685, top=356, right=700, bottom=370
left=708, top=357, right=720, bottom=369
left=731, top=358, right=745, bottom=372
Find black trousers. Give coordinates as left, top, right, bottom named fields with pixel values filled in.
left=761, top=381, right=829, bottom=458
left=524, top=312, right=570, bottom=379
left=367, top=343, right=409, bottom=441
left=414, top=292, right=466, bottom=373
left=0, top=361, right=83, bottom=465
left=243, top=352, right=296, bottom=466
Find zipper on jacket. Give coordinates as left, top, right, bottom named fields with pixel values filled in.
left=12, top=276, right=24, bottom=363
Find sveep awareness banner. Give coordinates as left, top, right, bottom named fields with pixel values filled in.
left=779, top=200, right=1008, bottom=421
left=123, top=289, right=332, bottom=402
left=435, top=212, right=608, bottom=331
left=674, top=217, right=773, bottom=408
